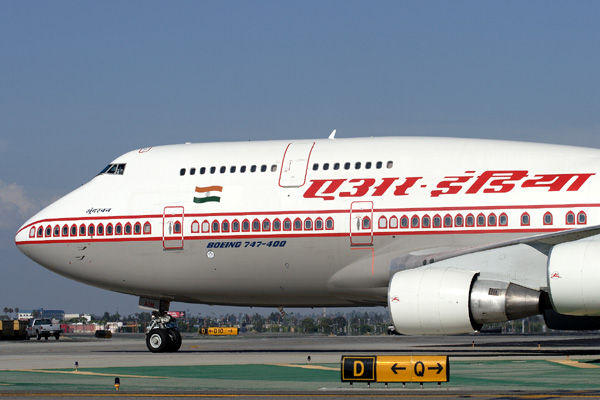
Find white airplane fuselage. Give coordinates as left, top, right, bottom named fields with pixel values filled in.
left=14, top=137, right=600, bottom=316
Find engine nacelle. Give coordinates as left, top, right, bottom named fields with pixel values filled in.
left=388, top=266, right=541, bottom=335
left=548, top=238, right=600, bottom=316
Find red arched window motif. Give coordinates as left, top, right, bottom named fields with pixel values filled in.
left=499, top=213, right=508, bottom=226
left=400, top=215, right=409, bottom=229
left=262, top=219, right=271, bottom=231
left=410, top=215, right=420, bottom=229
left=273, top=218, right=282, bottom=231
left=79, top=224, right=86, bottom=236
left=433, top=215, right=442, bottom=228
left=232, top=219, right=240, bottom=232
left=293, top=218, right=302, bottom=231
left=543, top=212, right=553, bottom=226
left=201, top=220, right=209, bottom=233
left=283, top=218, right=292, bottom=231
left=488, top=213, right=497, bottom=227
left=466, top=214, right=475, bottom=227
left=389, top=216, right=398, bottom=229
left=325, top=217, right=334, bottom=230
left=212, top=220, right=220, bottom=233
left=222, top=220, right=230, bottom=232
left=124, top=222, right=132, bottom=234
left=566, top=211, right=575, bottom=225
left=520, top=212, right=530, bottom=226
left=143, top=222, right=151, bottom=234
left=477, top=213, right=486, bottom=227
left=305, top=218, right=313, bottom=230
left=97, top=223, right=104, bottom=236
left=134, top=222, right=142, bottom=235
left=29, top=227, right=36, bottom=238
left=106, top=223, right=113, bottom=235
left=378, top=216, right=387, bottom=229
left=252, top=219, right=261, bottom=232
left=242, top=219, right=250, bottom=232
left=361, top=216, right=371, bottom=229
left=191, top=220, right=200, bottom=233
left=422, top=214, right=431, bottom=228
left=577, top=211, right=587, bottom=225
left=173, top=221, right=181, bottom=234
left=88, top=224, right=95, bottom=236
left=443, top=214, right=453, bottom=228
left=53, top=225, right=60, bottom=237
left=115, top=223, right=123, bottom=235
left=315, top=218, right=324, bottom=230
left=455, top=214, right=464, bottom=227
left=37, top=226, right=43, bottom=237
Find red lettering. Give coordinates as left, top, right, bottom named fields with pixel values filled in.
left=521, top=173, right=595, bottom=192
left=372, top=177, right=398, bottom=196
left=303, top=179, right=346, bottom=200
left=394, top=177, right=422, bottom=196
left=466, top=170, right=528, bottom=194
left=431, top=176, right=472, bottom=198
left=340, top=179, right=376, bottom=197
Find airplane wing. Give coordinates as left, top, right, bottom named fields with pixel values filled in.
left=390, top=225, right=600, bottom=274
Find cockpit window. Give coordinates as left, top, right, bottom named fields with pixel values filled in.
left=98, top=163, right=126, bottom=176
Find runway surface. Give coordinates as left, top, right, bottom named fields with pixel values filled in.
left=1, top=332, right=600, bottom=399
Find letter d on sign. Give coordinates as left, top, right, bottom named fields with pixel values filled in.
left=354, top=361, right=364, bottom=377
left=341, top=356, right=376, bottom=382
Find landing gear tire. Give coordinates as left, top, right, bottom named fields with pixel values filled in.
left=166, top=328, right=182, bottom=352
left=146, top=329, right=169, bottom=353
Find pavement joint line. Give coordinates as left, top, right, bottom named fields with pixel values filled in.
left=548, top=360, right=600, bottom=369
left=11, top=369, right=167, bottom=379
left=269, top=363, right=338, bottom=371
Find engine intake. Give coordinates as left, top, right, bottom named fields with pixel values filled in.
left=548, top=238, right=600, bottom=316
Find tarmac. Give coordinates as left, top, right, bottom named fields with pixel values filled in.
left=1, top=332, right=600, bottom=399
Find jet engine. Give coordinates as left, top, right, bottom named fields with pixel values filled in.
left=388, top=266, right=541, bottom=335
left=547, top=238, right=600, bottom=316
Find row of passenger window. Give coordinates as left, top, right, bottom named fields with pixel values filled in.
left=180, top=164, right=278, bottom=176
left=26, top=209, right=590, bottom=240
left=191, top=217, right=335, bottom=234
left=31, top=222, right=152, bottom=238
left=312, top=160, right=394, bottom=171
left=377, top=210, right=587, bottom=229
left=180, top=159, right=396, bottom=176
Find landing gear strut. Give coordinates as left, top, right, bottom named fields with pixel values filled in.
left=143, top=299, right=182, bottom=353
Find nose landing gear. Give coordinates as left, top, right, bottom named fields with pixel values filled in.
left=146, top=312, right=182, bottom=353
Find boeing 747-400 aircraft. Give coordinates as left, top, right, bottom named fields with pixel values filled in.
left=15, top=136, right=600, bottom=352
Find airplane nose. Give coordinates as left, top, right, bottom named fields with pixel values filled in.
left=15, top=221, right=33, bottom=247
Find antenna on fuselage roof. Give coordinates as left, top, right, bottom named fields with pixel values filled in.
left=328, top=129, right=336, bottom=140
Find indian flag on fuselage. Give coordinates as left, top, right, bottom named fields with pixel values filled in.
left=193, top=186, right=223, bottom=204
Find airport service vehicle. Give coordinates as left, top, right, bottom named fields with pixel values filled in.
left=27, top=319, right=62, bottom=340
left=15, top=135, right=600, bottom=352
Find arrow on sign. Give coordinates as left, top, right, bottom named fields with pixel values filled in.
left=391, top=363, right=406, bottom=374
left=428, top=363, right=444, bottom=374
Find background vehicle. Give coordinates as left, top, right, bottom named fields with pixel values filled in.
left=26, top=319, right=62, bottom=340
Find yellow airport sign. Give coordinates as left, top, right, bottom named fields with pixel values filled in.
left=341, top=355, right=449, bottom=384
left=198, top=327, right=238, bottom=336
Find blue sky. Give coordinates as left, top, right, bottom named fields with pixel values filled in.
left=1, top=1, right=599, bottom=317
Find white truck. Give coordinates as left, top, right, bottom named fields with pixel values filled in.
left=26, top=319, right=62, bottom=340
